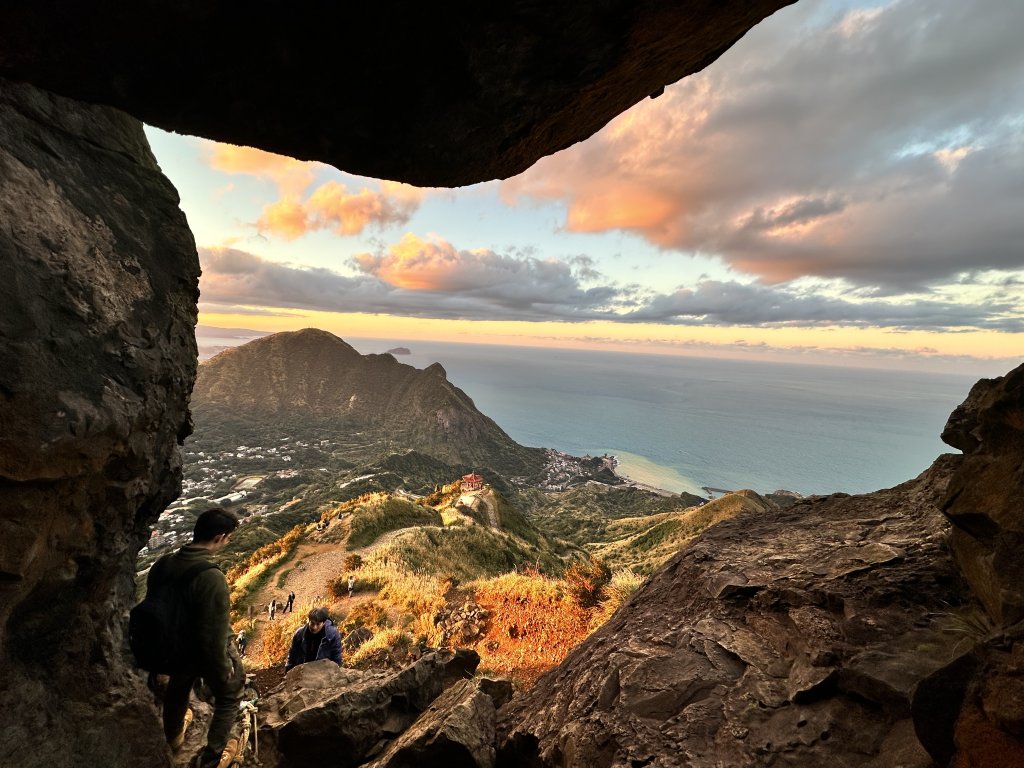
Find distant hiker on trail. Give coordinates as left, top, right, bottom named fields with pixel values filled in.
left=285, top=591, right=295, bottom=613
left=236, top=629, right=247, bottom=657
left=145, top=508, right=243, bottom=768
left=268, top=599, right=277, bottom=621
left=347, top=575, right=355, bottom=598
left=285, top=608, right=343, bottom=672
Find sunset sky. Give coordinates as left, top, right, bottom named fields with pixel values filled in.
left=147, top=0, right=1023, bottom=375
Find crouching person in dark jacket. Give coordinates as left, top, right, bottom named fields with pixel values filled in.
left=285, top=607, right=343, bottom=672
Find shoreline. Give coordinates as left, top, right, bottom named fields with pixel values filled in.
left=604, top=451, right=708, bottom=499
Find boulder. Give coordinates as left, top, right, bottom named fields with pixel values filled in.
left=497, top=455, right=973, bottom=767
left=905, top=362, right=1024, bottom=766
left=366, top=678, right=506, bottom=768
left=0, top=78, right=199, bottom=768
left=259, top=654, right=448, bottom=766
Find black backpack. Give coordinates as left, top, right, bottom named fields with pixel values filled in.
left=128, top=559, right=218, bottom=674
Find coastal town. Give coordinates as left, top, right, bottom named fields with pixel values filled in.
left=140, top=435, right=659, bottom=560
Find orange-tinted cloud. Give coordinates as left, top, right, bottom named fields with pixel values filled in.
left=354, top=233, right=468, bottom=290
left=205, top=143, right=316, bottom=197
left=203, top=140, right=424, bottom=239
left=257, top=198, right=309, bottom=239
left=200, top=241, right=621, bottom=321
left=256, top=181, right=422, bottom=239
left=565, top=184, right=683, bottom=239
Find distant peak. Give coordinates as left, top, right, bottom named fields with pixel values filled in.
left=289, top=327, right=345, bottom=342
left=424, top=362, right=447, bottom=379
left=272, top=328, right=359, bottom=353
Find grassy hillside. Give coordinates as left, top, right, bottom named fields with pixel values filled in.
left=347, top=496, right=444, bottom=547
left=589, top=489, right=778, bottom=571
left=516, top=483, right=705, bottom=547
left=222, top=483, right=774, bottom=689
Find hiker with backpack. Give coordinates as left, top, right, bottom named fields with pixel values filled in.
left=132, top=508, right=243, bottom=768
left=284, top=607, right=343, bottom=672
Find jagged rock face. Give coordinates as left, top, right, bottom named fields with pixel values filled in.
left=367, top=678, right=503, bottom=768
left=0, top=1, right=795, bottom=186
left=192, top=328, right=546, bottom=475
left=0, top=79, right=199, bottom=767
left=913, top=639, right=1024, bottom=768
left=940, top=362, right=1024, bottom=627
left=497, top=455, right=970, bottom=767
left=259, top=651, right=482, bottom=767
left=902, top=361, right=1024, bottom=767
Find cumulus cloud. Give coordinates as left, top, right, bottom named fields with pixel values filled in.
left=502, top=0, right=1024, bottom=289
left=202, top=140, right=423, bottom=239
left=199, top=243, right=1021, bottom=331
left=257, top=180, right=423, bottom=239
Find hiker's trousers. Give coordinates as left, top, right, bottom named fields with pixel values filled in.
left=164, top=652, right=245, bottom=756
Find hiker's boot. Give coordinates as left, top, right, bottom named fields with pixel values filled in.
left=169, top=708, right=194, bottom=751
left=191, top=748, right=221, bottom=768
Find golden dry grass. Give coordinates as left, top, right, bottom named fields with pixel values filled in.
left=347, top=627, right=412, bottom=668
left=228, top=484, right=674, bottom=687
left=469, top=571, right=592, bottom=688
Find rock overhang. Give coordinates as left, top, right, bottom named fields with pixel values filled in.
left=0, top=0, right=796, bottom=186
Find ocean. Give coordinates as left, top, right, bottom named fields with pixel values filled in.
left=349, top=340, right=981, bottom=497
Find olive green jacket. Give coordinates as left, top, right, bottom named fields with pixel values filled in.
left=147, top=544, right=234, bottom=681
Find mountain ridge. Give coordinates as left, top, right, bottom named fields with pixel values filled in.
left=192, top=328, right=547, bottom=478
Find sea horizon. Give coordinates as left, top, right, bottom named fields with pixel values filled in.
left=195, top=327, right=994, bottom=497
left=344, top=337, right=983, bottom=497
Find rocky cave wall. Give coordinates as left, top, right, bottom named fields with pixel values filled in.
left=0, top=79, right=199, bottom=767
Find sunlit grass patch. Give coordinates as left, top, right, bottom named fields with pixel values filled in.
left=470, top=571, right=591, bottom=688
left=347, top=627, right=412, bottom=668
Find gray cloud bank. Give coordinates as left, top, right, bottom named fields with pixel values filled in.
left=199, top=246, right=1022, bottom=332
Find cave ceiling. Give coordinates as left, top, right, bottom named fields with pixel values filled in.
left=0, top=0, right=795, bottom=186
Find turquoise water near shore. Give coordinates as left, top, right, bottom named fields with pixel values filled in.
left=352, top=340, right=981, bottom=496
left=596, top=450, right=705, bottom=496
